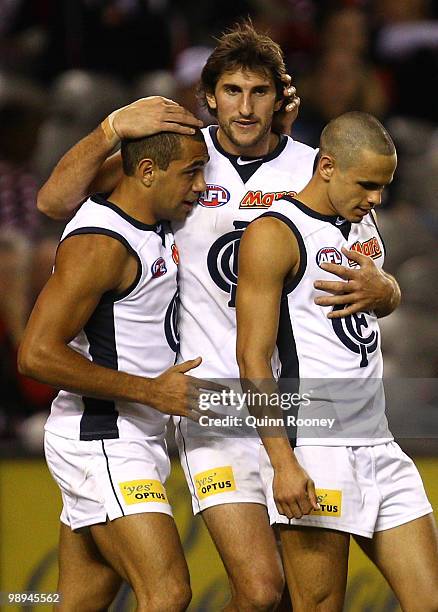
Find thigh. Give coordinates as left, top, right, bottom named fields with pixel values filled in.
left=90, top=512, right=189, bottom=595
left=58, top=523, right=122, bottom=611
left=280, top=526, right=350, bottom=612
left=202, top=502, right=283, bottom=587
left=355, top=513, right=438, bottom=611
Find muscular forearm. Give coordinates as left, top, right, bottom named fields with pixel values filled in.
left=375, top=271, right=401, bottom=318
left=37, top=125, right=119, bottom=220
left=18, top=339, right=156, bottom=407
left=239, top=351, right=297, bottom=463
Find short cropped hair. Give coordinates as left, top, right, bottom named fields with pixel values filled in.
left=320, top=112, right=396, bottom=169
left=199, top=19, right=286, bottom=116
left=121, top=128, right=205, bottom=175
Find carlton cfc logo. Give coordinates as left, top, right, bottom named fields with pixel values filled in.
left=331, top=307, right=379, bottom=367
left=151, top=257, right=167, bottom=278
left=316, top=247, right=342, bottom=266
left=198, top=185, right=230, bottom=208
left=207, top=221, right=250, bottom=307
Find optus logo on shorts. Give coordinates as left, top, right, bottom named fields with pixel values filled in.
left=119, top=479, right=169, bottom=505
left=312, top=489, right=342, bottom=517
left=194, top=466, right=236, bottom=500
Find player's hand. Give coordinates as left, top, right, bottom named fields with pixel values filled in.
left=314, top=247, right=396, bottom=319
left=111, top=96, right=203, bottom=140
left=272, top=74, right=300, bottom=135
left=273, top=460, right=319, bottom=519
left=149, top=357, right=226, bottom=421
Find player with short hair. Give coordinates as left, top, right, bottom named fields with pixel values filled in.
left=36, top=23, right=402, bottom=610
left=236, top=111, right=438, bottom=611
left=19, top=129, right=210, bottom=611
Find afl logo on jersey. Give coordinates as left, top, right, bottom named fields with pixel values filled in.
left=198, top=185, right=230, bottom=208
left=151, top=257, right=167, bottom=278
left=171, top=243, right=179, bottom=265
left=207, top=220, right=250, bottom=307
left=331, top=307, right=379, bottom=368
left=316, top=247, right=342, bottom=266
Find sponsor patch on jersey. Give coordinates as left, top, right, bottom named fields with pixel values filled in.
left=151, top=256, right=167, bottom=278
left=348, top=237, right=382, bottom=266
left=316, top=247, right=342, bottom=266
left=171, top=243, right=179, bottom=265
left=311, top=489, right=342, bottom=517
left=239, top=190, right=297, bottom=209
left=198, top=185, right=230, bottom=207
left=194, top=466, right=236, bottom=500
left=119, top=479, right=169, bottom=505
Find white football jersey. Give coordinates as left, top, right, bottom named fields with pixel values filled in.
left=262, top=197, right=393, bottom=445
left=174, top=126, right=317, bottom=378
left=45, top=195, right=179, bottom=440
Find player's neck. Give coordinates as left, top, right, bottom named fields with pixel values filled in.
left=216, top=127, right=279, bottom=157
left=296, top=181, right=337, bottom=217
left=107, top=179, right=159, bottom=225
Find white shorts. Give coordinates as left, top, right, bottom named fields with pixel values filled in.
left=45, top=431, right=172, bottom=530
left=175, top=417, right=266, bottom=514
left=261, top=442, right=432, bottom=538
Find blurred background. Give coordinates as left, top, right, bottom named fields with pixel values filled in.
left=0, top=0, right=437, bottom=610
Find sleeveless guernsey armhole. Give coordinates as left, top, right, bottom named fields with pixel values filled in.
left=259, top=211, right=307, bottom=294
left=60, top=227, right=143, bottom=301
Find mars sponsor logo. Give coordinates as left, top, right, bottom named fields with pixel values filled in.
left=311, top=489, right=342, bottom=517
left=198, top=185, right=230, bottom=207
left=151, top=257, right=167, bottom=278
left=194, top=466, right=236, bottom=500
left=239, top=190, right=297, bottom=209
left=119, top=479, right=169, bottom=504
left=348, top=237, right=382, bottom=266
left=316, top=247, right=342, bottom=267
left=171, top=243, right=179, bottom=265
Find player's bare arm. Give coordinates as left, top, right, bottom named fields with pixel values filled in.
left=18, top=234, right=203, bottom=419
left=314, top=245, right=401, bottom=318
left=236, top=217, right=319, bottom=519
left=37, top=96, right=203, bottom=220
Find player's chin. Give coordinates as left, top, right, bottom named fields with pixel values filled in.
left=350, top=209, right=369, bottom=223
left=174, top=202, right=195, bottom=220
left=231, top=126, right=261, bottom=144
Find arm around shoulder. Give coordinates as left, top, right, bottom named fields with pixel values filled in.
left=37, top=126, right=123, bottom=220
left=375, top=270, right=401, bottom=318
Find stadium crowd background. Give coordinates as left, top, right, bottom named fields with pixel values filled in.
left=0, top=0, right=437, bottom=452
